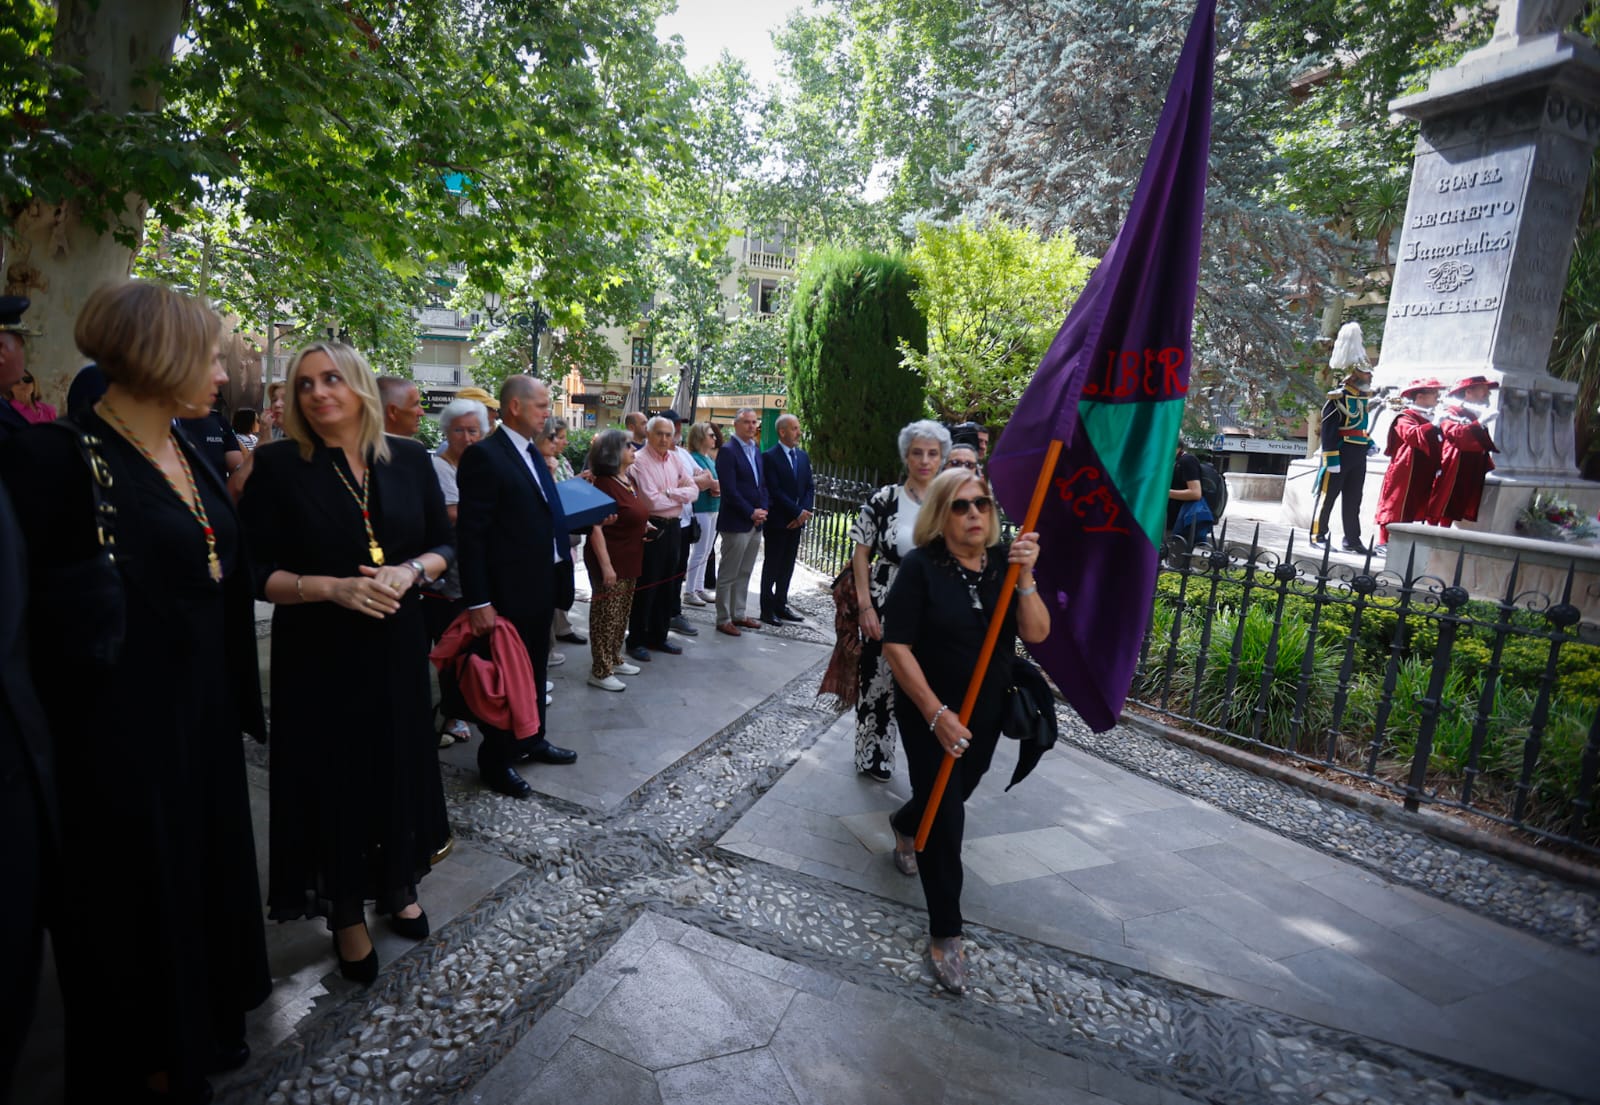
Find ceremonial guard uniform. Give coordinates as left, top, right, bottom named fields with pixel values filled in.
left=1425, top=375, right=1498, bottom=528
left=1312, top=377, right=1378, bottom=552
left=1374, top=379, right=1444, bottom=550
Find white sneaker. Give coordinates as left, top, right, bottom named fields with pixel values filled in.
left=698, top=590, right=716, bottom=604
left=587, top=674, right=626, bottom=692
left=545, top=680, right=554, bottom=692
left=683, top=590, right=707, bottom=607
left=613, top=661, right=641, bottom=676
left=548, top=651, right=567, bottom=667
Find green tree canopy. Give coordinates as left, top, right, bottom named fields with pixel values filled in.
left=903, top=217, right=1093, bottom=430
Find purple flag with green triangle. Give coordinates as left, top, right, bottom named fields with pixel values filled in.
left=987, top=0, right=1215, bottom=733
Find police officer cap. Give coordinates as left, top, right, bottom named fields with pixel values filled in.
left=0, top=296, right=35, bottom=335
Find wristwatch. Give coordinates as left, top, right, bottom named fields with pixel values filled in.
left=406, top=559, right=430, bottom=585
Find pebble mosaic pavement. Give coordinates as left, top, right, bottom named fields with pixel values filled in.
left=212, top=586, right=1600, bottom=1105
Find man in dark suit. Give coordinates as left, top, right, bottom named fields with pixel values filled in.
left=713, top=406, right=770, bottom=636
left=0, top=482, right=57, bottom=1093
left=0, top=297, right=37, bottom=444
left=760, top=412, right=814, bottom=626
left=455, top=375, right=578, bottom=799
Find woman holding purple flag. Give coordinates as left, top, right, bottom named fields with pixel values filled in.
left=880, top=468, right=1049, bottom=994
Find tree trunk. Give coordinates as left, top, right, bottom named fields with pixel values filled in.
left=0, top=0, right=185, bottom=408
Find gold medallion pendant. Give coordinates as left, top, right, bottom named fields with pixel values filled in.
left=370, top=543, right=386, bottom=566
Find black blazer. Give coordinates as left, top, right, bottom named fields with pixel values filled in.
left=456, top=429, right=574, bottom=625
left=0, top=398, right=29, bottom=445
left=714, top=438, right=770, bottom=533
left=0, top=480, right=57, bottom=843
left=762, top=444, right=814, bottom=527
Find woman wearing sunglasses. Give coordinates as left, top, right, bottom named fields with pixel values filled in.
left=879, top=468, right=1049, bottom=995
left=6, top=372, right=55, bottom=424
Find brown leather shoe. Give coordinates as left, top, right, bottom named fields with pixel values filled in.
left=734, top=618, right=762, bottom=629
left=716, top=622, right=742, bottom=637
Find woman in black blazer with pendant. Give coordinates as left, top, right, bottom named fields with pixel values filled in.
left=0, top=280, right=269, bottom=1103
left=240, top=342, right=452, bottom=985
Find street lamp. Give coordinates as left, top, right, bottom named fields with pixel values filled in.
left=481, top=289, right=503, bottom=324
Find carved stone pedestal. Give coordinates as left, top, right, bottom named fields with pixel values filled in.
left=1376, top=23, right=1600, bottom=483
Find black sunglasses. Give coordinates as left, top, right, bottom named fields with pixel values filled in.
left=946, top=459, right=978, bottom=470
left=20, top=375, right=32, bottom=384
left=952, top=496, right=993, bottom=515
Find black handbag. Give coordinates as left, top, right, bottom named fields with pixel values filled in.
left=1002, top=655, right=1058, bottom=790
left=38, top=420, right=126, bottom=666
left=687, top=515, right=703, bottom=544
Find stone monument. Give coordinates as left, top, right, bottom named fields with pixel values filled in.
left=1376, top=0, right=1599, bottom=529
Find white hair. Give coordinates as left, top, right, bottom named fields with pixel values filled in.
left=437, top=397, right=489, bottom=436
left=646, top=415, right=675, bottom=434
left=897, top=419, right=952, bottom=463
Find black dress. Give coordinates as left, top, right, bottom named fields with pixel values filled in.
left=239, top=436, right=452, bottom=925
left=0, top=411, right=270, bottom=1098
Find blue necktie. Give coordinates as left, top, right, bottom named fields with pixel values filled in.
left=528, top=444, right=571, bottom=558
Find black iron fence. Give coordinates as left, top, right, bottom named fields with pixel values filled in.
left=1138, top=526, right=1600, bottom=856
left=798, top=465, right=882, bottom=580
left=798, top=461, right=1600, bottom=855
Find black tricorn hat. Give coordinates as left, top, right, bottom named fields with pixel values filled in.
left=0, top=296, right=36, bottom=336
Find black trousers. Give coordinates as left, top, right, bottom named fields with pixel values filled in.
left=477, top=609, right=550, bottom=777
left=0, top=767, right=46, bottom=1100
left=628, top=523, right=682, bottom=650
left=888, top=697, right=1001, bottom=939
left=1313, top=442, right=1368, bottom=544
left=760, top=523, right=801, bottom=617
left=669, top=521, right=691, bottom=619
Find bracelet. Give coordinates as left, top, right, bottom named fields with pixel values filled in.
left=1017, top=584, right=1038, bottom=596
left=929, top=704, right=949, bottom=730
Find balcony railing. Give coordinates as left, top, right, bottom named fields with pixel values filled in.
left=747, top=250, right=796, bottom=272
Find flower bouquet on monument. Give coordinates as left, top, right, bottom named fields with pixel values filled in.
left=1515, top=492, right=1599, bottom=543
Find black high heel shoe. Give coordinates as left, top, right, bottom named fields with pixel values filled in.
left=388, top=908, right=429, bottom=940
left=332, top=926, right=379, bottom=985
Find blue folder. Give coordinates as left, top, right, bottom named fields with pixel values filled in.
left=557, top=476, right=622, bottom=531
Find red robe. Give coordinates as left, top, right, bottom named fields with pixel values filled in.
left=1375, top=407, right=1441, bottom=538
left=1425, top=403, right=1496, bottom=525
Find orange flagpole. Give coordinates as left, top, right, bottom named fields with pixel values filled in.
left=914, top=438, right=1063, bottom=851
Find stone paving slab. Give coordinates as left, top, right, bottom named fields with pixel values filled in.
left=720, top=713, right=1600, bottom=1097
left=462, top=911, right=1192, bottom=1105
left=436, top=564, right=830, bottom=812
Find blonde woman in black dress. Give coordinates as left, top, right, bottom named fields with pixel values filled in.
left=240, top=342, right=452, bottom=984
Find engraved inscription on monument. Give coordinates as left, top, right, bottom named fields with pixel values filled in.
left=1383, top=148, right=1527, bottom=367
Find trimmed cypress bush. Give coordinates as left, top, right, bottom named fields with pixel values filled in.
left=785, top=247, right=926, bottom=474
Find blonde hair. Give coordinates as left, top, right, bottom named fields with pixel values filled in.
left=281, top=341, right=391, bottom=463
left=913, top=468, right=1000, bottom=549
left=687, top=421, right=715, bottom=453
left=75, top=280, right=220, bottom=402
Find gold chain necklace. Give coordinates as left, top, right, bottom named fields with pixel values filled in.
left=100, top=400, right=222, bottom=582
left=329, top=453, right=384, bottom=565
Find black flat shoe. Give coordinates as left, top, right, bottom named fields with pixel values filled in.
left=482, top=767, right=534, bottom=799
left=859, top=764, right=891, bottom=783
left=556, top=631, right=587, bottom=644
left=517, top=738, right=578, bottom=765
left=332, top=929, right=379, bottom=986
left=388, top=909, right=429, bottom=940
left=778, top=608, right=805, bottom=622
left=760, top=612, right=784, bottom=627
left=653, top=640, right=684, bottom=655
